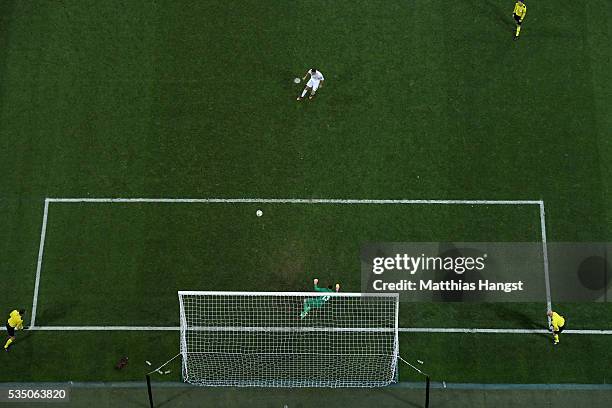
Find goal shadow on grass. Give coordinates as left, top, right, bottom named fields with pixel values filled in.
left=381, top=387, right=427, bottom=408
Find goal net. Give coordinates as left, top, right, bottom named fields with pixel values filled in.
left=178, top=291, right=399, bottom=387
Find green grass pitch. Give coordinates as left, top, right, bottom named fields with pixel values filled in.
left=1, top=0, right=612, bottom=405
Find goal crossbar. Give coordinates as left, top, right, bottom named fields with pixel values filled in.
left=184, top=326, right=396, bottom=332
left=178, top=290, right=397, bottom=298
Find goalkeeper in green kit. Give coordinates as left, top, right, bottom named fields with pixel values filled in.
left=300, top=278, right=340, bottom=319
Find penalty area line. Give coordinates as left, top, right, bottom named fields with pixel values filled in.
left=30, top=198, right=50, bottom=328
left=26, top=326, right=612, bottom=335
left=46, top=198, right=544, bottom=205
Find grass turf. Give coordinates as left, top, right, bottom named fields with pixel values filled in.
left=1, top=0, right=612, bottom=393
left=1, top=331, right=611, bottom=384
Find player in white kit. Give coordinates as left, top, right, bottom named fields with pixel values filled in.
left=297, top=68, right=325, bottom=101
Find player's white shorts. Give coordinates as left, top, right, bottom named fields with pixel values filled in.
left=307, top=78, right=321, bottom=91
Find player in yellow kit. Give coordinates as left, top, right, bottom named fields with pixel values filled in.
left=4, top=309, right=25, bottom=352
left=513, top=1, right=527, bottom=40
left=547, top=310, right=566, bottom=345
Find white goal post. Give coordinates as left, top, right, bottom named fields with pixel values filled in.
left=178, top=290, right=400, bottom=387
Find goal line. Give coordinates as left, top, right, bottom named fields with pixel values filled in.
left=26, top=326, right=612, bottom=335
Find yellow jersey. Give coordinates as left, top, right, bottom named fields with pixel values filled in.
left=551, top=312, right=565, bottom=331
left=513, top=2, right=527, bottom=20
left=7, top=310, right=23, bottom=329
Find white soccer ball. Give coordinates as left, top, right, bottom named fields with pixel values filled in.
left=293, top=77, right=301, bottom=84
left=256, top=210, right=263, bottom=217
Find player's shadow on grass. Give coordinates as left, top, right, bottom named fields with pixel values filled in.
left=34, top=300, right=78, bottom=325
left=280, top=69, right=297, bottom=91
left=13, top=329, right=34, bottom=348
left=492, top=305, right=551, bottom=340
left=484, top=0, right=514, bottom=29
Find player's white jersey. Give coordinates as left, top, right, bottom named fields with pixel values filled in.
left=309, top=70, right=324, bottom=82
left=306, top=70, right=324, bottom=92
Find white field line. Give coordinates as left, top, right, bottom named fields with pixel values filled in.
left=25, top=326, right=612, bottom=335
left=539, top=202, right=553, bottom=323
left=30, top=198, right=50, bottom=328
left=46, top=198, right=543, bottom=205
left=32, top=197, right=549, bottom=332
left=28, top=326, right=179, bottom=331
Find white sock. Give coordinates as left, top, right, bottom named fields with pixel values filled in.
left=301, top=89, right=307, bottom=97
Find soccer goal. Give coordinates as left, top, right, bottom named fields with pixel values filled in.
left=178, top=291, right=399, bottom=387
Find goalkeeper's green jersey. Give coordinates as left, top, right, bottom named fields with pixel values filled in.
left=310, top=283, right=333, bottom=306
left=314, top=283, right=333, bottom=293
